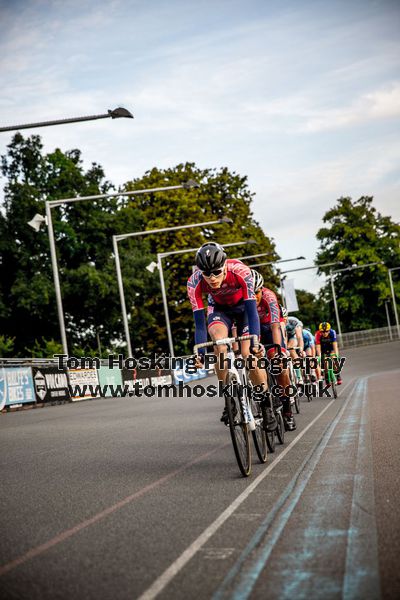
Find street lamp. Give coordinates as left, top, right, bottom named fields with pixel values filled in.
left=244, top=256, right=306, bottom=268
left=28, top=181, right=199, bottom=355
left=0, top=107, right=134, bottom=132
left=329, top=261, right=384, bottom=337
left=113, top=218, right=233, bottom=357
left=388, top=266, right=400, bottom=339
left=156, top=239, right=255, bottom=356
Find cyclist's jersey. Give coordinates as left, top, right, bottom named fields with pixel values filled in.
left=256, top=287, right=283, bottom=327
left=187, top=259, right=254, bottom=310
left=315, top=329, right=337, bottom=352
left=187, top=259, right=260, bottom=348
left=302, top=330, right=315, bottom=349
left=286, top=316, right=303, bottom=336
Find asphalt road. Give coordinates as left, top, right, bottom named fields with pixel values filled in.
left=0, top=342, right=399, bottom=600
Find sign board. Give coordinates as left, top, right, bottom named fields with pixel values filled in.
left=32, top=367, right=71, bottom=404
left=283, top=278, right=299, bottom=312
left=0, top=367, right=36, bottom=409
left=67, top=368, right=100, bottom=401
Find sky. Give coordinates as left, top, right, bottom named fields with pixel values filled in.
left=1, top=0, right=399, bottom=294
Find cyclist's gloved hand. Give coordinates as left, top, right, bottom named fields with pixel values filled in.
left=194, top=354, right=205, bottom=369
left=251, top=344, right=265, bottom=358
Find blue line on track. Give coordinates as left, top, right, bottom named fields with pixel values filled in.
left=212, top=379, right=365, bottom=600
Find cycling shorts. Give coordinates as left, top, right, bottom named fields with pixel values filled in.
left=260, top=323, right=286, bottom=349
left=207, top=302, right=249, bottom=336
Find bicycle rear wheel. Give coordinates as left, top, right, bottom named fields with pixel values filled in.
left=261, top=401, right=276, bottom=453
left=276, top=410, right=285, bottom=445
left=250, top=398, right=267, bottom=463
left=225, top=373, right=251, bottom=477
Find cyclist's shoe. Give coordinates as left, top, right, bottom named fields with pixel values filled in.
left=283, top=412, right=296, bottom=431
left=262, top=407, right=278, bottom=432
left=310, top=374, right=317, bottom=383
left=272, top=397, right=283, bottom=411
left=337, top=376, right=342, bottom=385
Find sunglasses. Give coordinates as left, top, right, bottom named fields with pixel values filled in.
left=201, top=267, right=224, bottom=278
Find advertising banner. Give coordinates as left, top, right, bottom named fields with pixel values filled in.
left=121, top=368, right=173, bottom=395
left=283, top=278, right=299, bottom=312
left=0, top=367, right=36, bottom=410
left=173, top=360, right=212, bottom=384
left=32, top=367, right=71, bottom=404
left=67, top=368, right=100, bottom=401
left=97, top=366, right=123, bottom=394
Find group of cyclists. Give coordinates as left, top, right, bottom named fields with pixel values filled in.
left=187, top=242, right=342, bottom=434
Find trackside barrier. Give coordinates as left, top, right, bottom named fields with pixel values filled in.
left=32, top=366, right=71, bottom=404
left=97, top=365, right=123, bottom=392
left=67, top=368, right=100, bottom=401
left=0, top=366, right=36, bottom=411
left=121, top=368, right=174, bottom=395
left=173, top=357, right=214, bottom=384
left=339, top=325, right=400, bottom=349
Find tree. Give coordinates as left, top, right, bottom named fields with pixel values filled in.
left=316, top=196, right=400, bottom=332
left=121, top=163, right=279, bottom=355
left=0, top=134, right=142, bottom=355
left=1, top=138, right=279, bottom=357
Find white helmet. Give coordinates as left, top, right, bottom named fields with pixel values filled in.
left=251, top=269, right=264, bottom=292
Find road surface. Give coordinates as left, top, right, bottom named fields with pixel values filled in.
left=0, top=342, right=399, bottom=599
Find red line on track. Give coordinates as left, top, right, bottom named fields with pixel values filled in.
left=0, top=442, right=229, bottom=577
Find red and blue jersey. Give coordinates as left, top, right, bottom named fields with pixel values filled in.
left=256, top=287, right=282, bottom=327
left=187, top=259, right=259, bottom=348
left=315, top=329, right=337, bottom=350
left=187, top=259, right=255, bottom=311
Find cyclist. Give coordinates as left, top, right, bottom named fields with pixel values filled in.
left=284, top=314, right=305, bottom=384
left=253, top=270, right=296, bottom=431
left=302, top=328, right=321, bottom=382
left=187, top=242, right=277, bottom=431
left=315, top=322, right=343, bottom=385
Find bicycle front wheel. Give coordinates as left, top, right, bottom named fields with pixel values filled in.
left=225, top=373, right=251, bottom=477
left=250, top=399, right=267, bottom=463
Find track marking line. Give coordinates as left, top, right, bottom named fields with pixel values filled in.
left=136, top=378, right=356, bottom=600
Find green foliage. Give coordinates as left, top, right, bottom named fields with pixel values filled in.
left=0, top=335, right=15, bottom=357
left=122, top=164, right=279, bottom=354
left=25, top=338, right=64, bottom=358
left=1, top=137, right=278, bottom=357
left=316, top=196, right=400, bottom=331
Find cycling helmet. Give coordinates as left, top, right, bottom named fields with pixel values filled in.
left=195, top=242, right=226, bottom=272
left=251, top=269, right=264, bottom=292
left=280, top=305, right=288, bottom=318
left=318, top=322, right=331, bottom=332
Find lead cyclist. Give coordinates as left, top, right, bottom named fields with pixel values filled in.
left=187, top=242, right=277, bottom=432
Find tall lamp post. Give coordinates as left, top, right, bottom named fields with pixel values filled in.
left=28, top=180, right=199, bottom=356
left=329, top=262, right=383, bottom=338
left=113, top=217, right=233, bottom=357
left=156, top=240, right=256, bottom=357
left=0, top=107, right=133, bottom=132
left=388, top=266, right=400, bottom=339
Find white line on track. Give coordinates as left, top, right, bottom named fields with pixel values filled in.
left=137, top=378, right=357, bottom=600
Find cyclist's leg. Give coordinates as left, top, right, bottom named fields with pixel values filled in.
left=236, top=314, right=277, bottom=432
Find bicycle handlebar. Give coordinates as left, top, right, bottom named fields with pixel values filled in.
left=193, top=334, right=258, bottom=356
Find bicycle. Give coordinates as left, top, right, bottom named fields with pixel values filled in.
left=322, top=352, right=338, bottom=399
left=194, top=334, right=267, bottom=477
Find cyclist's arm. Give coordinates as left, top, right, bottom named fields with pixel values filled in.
left=187, top=273, right=207, bottom=352
left=332, top=341, right=339, bottom=355
left=295, top=326, right=304, bottom=351
left=244, top=299, right=261, bottom=339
